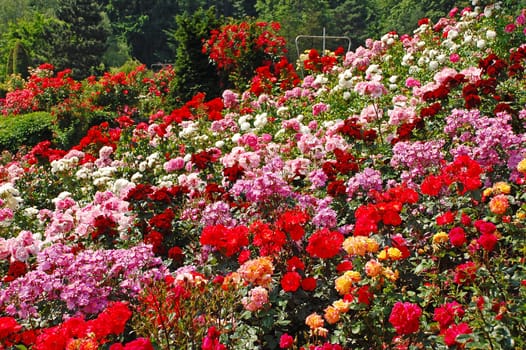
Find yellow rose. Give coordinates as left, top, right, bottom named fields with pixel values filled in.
left=517, top=159, right=526, bottom=173
left=335, top=274, right=353, bottom=295
left=365, top=259, right=383, bottom=277
left=383, top=267, right=399, bottom=282
left=432, top=231, right=449, bottom=245
left=345, top=270, right=362, bottom=283
left=387, top=247, right=403, bottom=260
left=324, top=305, right=341, bottom=324
left=332, top=299, right=351, bottom=313
left=366, top=237, right=380, bottom=253
left=493, top=182, right=511, bottom=194
left=305, top=312, right=324, bottom=329
left=377, top=249, right=388, bottom=261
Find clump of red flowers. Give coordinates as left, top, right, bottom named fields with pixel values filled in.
left=200, top=224, right=250, bottom=257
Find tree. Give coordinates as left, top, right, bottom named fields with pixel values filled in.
left=328, top=0, right=369, bottom=49
left=232, top=0, right=257, bottom=17
left=52, top=0, right=109, bottom=79
left=0, top=13, right=63, bottom=81
left=105, top=0, right=180, bottom=67
left=255, top=0, right=331, bottom=62
left=168, top=7, right=224, bottom=105
left=7, top=41, right=31, bottom=78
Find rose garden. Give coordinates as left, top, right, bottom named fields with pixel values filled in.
left=0, top=3, right=525, bottom=350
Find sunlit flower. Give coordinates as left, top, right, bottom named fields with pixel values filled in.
left=324, top=305, right=341, bottom=324
left=237, top=257, right=274, bottom=288
left=365, top=259, right=383, bottom=277
left=433, top=231, right=449, bottom=245
left=489, top=194, right=509, bottom=215
left=305, top=312, right=324, bottom=329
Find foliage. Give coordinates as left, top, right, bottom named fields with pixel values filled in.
left=0, top=3, right=525, bottom=350
left=6, top=41, right=31, bottom=79
left=0, top=13, right=63, bottom=82
left=168, top=6, right=224, bottom=105
left=202, top=19, right=288, bottom=90
left=52, top=0, right=110, bottom=79
left=0, top=111, right=53, bottom=153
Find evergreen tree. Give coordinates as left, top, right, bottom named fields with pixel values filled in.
left=255, top=0, right=331, bottom=61
left=0, top=13, right=62, bottom=81
left=168, top=7, right=224, bottom=105
left=106, top=0, right=179, bottom=67
left=8, top=41, right=31, bottom=78
left=52, top=0, right=109, bottom=79
left=328, top=0, right=369, bottom=49
left=232, top=0, right=257, bottom=17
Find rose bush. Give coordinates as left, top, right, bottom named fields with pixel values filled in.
left=0, top=3, right=525, bottom=349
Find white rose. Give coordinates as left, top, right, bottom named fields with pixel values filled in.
left=486, top=30, right=496, bottom=40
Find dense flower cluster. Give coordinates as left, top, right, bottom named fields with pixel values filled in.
left=0, top=3, right=525, bottom=350
left=0, top=244, right=167, bottom=320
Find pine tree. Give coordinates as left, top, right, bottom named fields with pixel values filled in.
left=52, top=0, right=109, bottom=79
left=328, top=0, right=369, bottom=49
left=9, top=40, right=31, bottom=78
left=168, top=7, right=224, bottom=105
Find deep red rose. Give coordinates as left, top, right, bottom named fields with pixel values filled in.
left=389, top=302, right=422, bottom=335
left=433, top=301, right=465, bottom=330
left=443, top=322, right=472, bottom=346
left=477, top=233, right=498, bottom=251
left=168, top=246, right=184, bottom=263
left=301, top=277, right=317, bottom=292
left=3, top=261, right=28, bottom=282
left=449, top=227, right=467, bottom=247
left=281, top=271, right=302, bottom=292
left=306, top=228, right=344, bottom=259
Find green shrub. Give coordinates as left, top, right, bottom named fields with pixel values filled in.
left=0, top=112, right=54, bottom=153
left=51, top=99, right=114, bottom=150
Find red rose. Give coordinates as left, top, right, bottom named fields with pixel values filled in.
left=443, top=323, right=472, bottom=346
left=389, top=302, right=422, bottom=335
left=454, top=262, right=477, bottom=285
left=301, top=277, right=317, bottom=292
left=0, top=317, right=22, bottom=339
left=477, top=233, right=498, bottom=251
left=449, top=227, right=467, bottom=247
left=433, top=301, right=465, bottom=330
left=473, top=220, right=496, bottom=234
left=123, top=338, right=154, bottom=350
left=436, top=211, right=456, bottom=226
left=286, top=256, right=305, bottom=272
left=357, top=285, right=374, bottom=305
left=279, top=333, right=294, bottom=349
left=391, top=234, right=410, bottom=258
left=281, top=271, right=302, bottom=292
left=421, top=174, right=443, bottom=196
left=306, top=228, right=344, bottom=259
left=336, top=260, right=354, bottom=273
